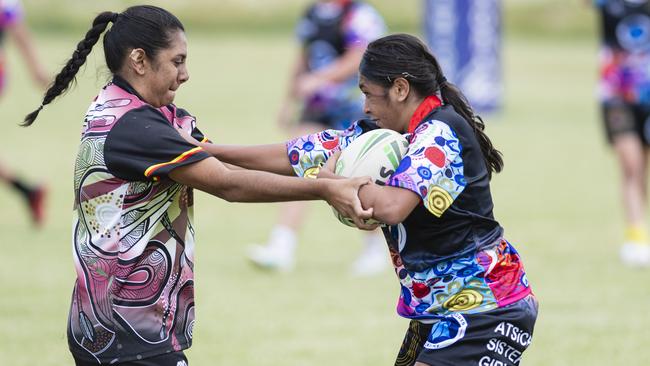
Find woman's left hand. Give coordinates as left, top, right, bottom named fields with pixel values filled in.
left=323, top=176, right=378, bottom=230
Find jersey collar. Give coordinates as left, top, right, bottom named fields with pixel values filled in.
left=407, top=95, right=442, bottom=135
left=111, top=75, right=146, bottom=102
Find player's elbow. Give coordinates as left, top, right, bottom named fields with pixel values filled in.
left=372, top=199, right=411, bottom=226
left=208, top=176, right=241, bottom=202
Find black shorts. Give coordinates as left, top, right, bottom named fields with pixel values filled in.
left=395, top=295, right=538, bottom=366
left=602, top=102, right=650, bottom=145
left=73, top=351, right=187, bottom=366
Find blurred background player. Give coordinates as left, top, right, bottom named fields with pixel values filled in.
left=0, top=0, right=48, bottom=226
left=595, top=0, right=650, bottom=267
left=423, top=0, right=502, bottom=114
left=248, top=0, right=387, bottom=275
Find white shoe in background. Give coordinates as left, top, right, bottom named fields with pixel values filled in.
left=620, top=242, right=650, bottom=268
left=247, top=243, right=295, bottom=272
left=247, top=226, right=297, bottom=272
left=351, top=233, right=388, bottom=276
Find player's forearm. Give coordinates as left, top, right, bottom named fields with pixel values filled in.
left=359, top=184, right=419, bottom=225
left=198, top=142, right=294, bottom=175
left=310, top=47, right=365, bottom=84
left=170, top=157, right=326, bottom=202
left=210, top=168, right=331, bottom=203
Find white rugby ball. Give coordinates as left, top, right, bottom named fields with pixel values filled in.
left=332, top=128, right=409, bottom=227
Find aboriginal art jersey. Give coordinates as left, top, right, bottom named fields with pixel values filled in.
left=68, top=76, right=211, bottom=363
left=296, top=0, right=385, bottom=122
left=596, top=0, right=650, bottom=104
left=287, top=96, right=532, bottom=321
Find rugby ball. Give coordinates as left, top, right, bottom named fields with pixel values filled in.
left=332, top=128, right=409, bottom=227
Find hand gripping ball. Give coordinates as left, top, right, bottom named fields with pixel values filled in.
left=332, top=128, right=409, bottom=227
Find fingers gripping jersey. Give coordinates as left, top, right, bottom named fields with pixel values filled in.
left=69, top=76, right=210, bottom=363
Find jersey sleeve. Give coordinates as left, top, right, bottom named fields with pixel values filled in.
left=342, top=3, right=386, bottom=48
left=104, top=106, right=212, bottom=181
left=286, top=119, right=376, bottom=178
left=387, top=120, right=466, bottom=217
left=174, top=106, right=212, bottom=143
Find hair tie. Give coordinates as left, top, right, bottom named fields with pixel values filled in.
left=439, top=76, right=448, bottom=86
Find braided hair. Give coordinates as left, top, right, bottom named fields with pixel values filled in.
left=23, top=5, right=184, bottom=126
left=359, top=33, right=503, bottom=178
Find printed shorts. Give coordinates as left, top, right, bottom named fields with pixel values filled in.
left=395, top=295, right=538, bottom=366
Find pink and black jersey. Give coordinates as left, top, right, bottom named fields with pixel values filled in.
left=287, top=97, right=532, bottom=321
left=68, top=76, right=211, bottom=363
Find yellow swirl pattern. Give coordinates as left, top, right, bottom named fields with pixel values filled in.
left=427, top=186, right=453, bottom=217
left=303, top=166, right=320, bottom=179
left=442, top=289, right=483, bottom=312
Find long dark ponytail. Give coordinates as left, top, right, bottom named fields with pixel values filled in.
left=360, top=33, right=504, bottom=177
left=23, top=5, right=184, bottom=126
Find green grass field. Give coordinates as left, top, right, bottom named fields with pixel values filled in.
left=1, top=6, right=650, bottom=366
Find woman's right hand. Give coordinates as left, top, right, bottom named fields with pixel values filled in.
left=323, top=176, right=378, bottom=230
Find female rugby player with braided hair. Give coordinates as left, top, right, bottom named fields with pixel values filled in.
left=188, top=34, right=538, bottom=365
left=23, top=5, right=372, bottom=365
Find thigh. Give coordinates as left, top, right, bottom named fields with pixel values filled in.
left=602, top=102, right=650, bottom=147
left=602, top=102, right=641, bottom=145
left=613, top=134, right=646, bottom=177
left=411, top=295, right=539, bottom=366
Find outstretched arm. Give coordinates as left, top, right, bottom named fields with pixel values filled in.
left=196, top=142, right=294, bottom=175
left=175, top=127, right=294, bottom=175
left=169, top=157, right=375, bottom=228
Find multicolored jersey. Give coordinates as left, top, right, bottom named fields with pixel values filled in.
left=596, top=0, right=650, bottom=104
left=287, top=96, right=532, bottom=320
left=0, top=0, right=21, bottom=37
left=68, top=76, right=211, bottom=364
left=296, top=0, right=385, bottom=125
